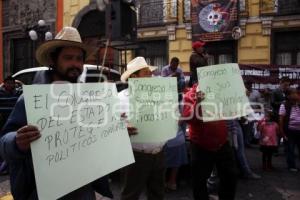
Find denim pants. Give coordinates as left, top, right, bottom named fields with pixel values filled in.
left=234, top=121, right=252, bottom=175
left=241, top=121, right=255, bottom=146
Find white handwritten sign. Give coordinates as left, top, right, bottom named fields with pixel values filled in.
left=23, top=83, right=134, bottom=200
left=197, top=64, right=253, bottom=122
left=128, top=77, right=179, bottom=143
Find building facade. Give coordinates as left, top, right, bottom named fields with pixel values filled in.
left=239, top=0, right=300, bottom=65
left=0, top=0, right=59, bottom=79
left=62, top=0, right=300, bottom=72
left=1, top=0, right=300, bottom=80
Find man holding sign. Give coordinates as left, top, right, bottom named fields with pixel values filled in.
left=119, top=57, right=178, bottom=200
left=182, top=64, right=239, bottom=200
left=0, top=27, right=121, bottom=200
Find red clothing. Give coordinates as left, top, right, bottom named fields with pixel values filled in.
left=258, top=120, right=279, bottom=146
left=182, top=84, right=228, bottom=151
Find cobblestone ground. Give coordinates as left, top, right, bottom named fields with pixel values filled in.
left=0, top=145, right=299, bottom=200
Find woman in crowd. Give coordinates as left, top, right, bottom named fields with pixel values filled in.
left=279, top=89, right=300, bottom=172
left=164, top=122, right=188, bottom=191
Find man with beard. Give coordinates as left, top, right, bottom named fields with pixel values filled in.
left=0, top=27, right=113, bottom=200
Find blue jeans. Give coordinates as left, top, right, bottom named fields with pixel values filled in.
left=241, top=121, right=255, bottom=146
left=234, top=121, right=252, bottom=175
left=284, top=130, right=300, bottom=169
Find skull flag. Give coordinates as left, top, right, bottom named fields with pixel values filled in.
left=191, top=0, right=238, bottom=41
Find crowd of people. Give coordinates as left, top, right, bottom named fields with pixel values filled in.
left=0, top=75, right=22, bottom=176
left=0, top=26, right=299, bottom=200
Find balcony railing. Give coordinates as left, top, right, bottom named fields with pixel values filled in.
left=136, top=0, right=177, bottom=27
left=183, top=0, right=191, bottom=22
left=260, top=0, right=300, bottom=16
left=277, top=0, right=300, bottom=15
left=260, top=0, right=278, bottom=15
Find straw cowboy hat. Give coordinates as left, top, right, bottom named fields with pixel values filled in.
left=121, top=57, right=158, bottom=82
left=36, top=26, right=94, bottom=66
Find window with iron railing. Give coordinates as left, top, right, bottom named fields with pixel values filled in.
left=135, top=40, right=167, bottom=71
left=273, top=31, right=300, bottom=65
left=207, top=55, right=215, bottom=65
left=136, top=0, right=177, bottom=27
left=260, top=0, right=300, bottom=16
left=206, top=54, right=234, bottom=65
left=276, top=53, right=292, bottom=65
left=183, top=0, right=191, bottom=22
left=277, top=0, right=300, bottom=15
left=240, top=0, right=247, bottom=12
left=218, top=54, right=233, bottom=64
left=260, top=0, right=278, bottom=15
left=205, top=41, right=237, bottom=65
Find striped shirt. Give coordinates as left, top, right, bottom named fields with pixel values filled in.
left=279, top=104, right=300, bottom=131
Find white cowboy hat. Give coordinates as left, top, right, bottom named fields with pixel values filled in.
left=121, top=57, right=158, bottom=82
left=36, top=26, right=95, bottom=66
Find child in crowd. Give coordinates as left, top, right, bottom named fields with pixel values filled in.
left=258, top=111, right=280, bottom=170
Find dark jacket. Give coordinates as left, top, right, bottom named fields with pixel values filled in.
left=0, top=70, right=112, bottom=200
left=189, top=52, right=208, bottom=87
left=271, top=88, right=286, bottom=116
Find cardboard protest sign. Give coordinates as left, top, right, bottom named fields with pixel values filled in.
left=197, top=63, right=253, bottom=122
left=23, top=83, right=134, bottom=200
left=128, top=77, right=179, bottom=143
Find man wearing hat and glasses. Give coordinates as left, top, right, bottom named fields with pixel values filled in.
left=118, top=57, right=166, bottom=200
left=0, top=27, right=112, bottom=200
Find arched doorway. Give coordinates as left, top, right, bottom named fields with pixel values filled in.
left=72, top=4, right=116, bottom=68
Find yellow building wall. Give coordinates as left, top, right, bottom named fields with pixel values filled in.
left=171, top=0, right=272, bottom=69
left=168, top=0, right=191, bottom=72
left=63, top=0, right=90, bottom=26
left=238, top=0, right=271, bottom=64
left=62, top=0, right=271, bottom=68
left=169, top=28, right=191, bottom=72
left=249, top=0, right=260, bottom=17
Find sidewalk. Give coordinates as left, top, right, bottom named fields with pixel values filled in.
left=0, top=146, right=299, bottom=199
left=235, top=146, right=300, bottom=200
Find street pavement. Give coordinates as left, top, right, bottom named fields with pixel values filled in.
left=0, top=145, right=299, bottom=200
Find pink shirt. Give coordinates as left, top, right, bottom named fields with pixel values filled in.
left=259, top=122, right=279, bottom=146
left=279, top=104, right=300, bottom=131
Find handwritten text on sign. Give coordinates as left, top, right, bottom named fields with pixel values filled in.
left=23, top=83, right=134, bottom=200
left=128, top=77, right=179, bottom=143
left=197, top=64, right=252, bottom=122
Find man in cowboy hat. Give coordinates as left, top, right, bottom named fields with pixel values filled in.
left=189, top=40, right=208, bottom=87
left=0, top=27, right=112, bottom=200
left=118, top=57, right=166, bottom=200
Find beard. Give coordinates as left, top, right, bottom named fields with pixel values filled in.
left=53, top=67, right=83, bottom=83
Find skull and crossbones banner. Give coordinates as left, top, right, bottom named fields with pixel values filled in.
left=191, top=0, right=238, bottom=41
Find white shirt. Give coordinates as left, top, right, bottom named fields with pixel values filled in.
left=118, top=89, right=165, bottom=154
